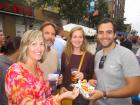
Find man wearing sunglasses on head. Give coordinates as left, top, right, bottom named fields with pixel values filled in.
left=88, top=18, right=140, bottom=105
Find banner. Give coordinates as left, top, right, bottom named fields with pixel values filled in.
left=0, top=1, right=34, bottom=17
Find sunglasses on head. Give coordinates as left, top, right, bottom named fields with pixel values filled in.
left=99, top=55, right=107, bottom=69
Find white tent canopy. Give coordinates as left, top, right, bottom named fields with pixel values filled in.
left=63, top=23, right=96, bottom=36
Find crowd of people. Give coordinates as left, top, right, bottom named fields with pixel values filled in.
left=0, top=18, right=140, bottom=105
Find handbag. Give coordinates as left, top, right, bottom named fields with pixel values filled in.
left=61, top=52, right=86, bottom=105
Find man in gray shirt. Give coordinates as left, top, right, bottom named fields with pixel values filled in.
left=88, top=18, right=140, bottom=105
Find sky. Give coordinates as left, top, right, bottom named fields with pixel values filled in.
left=124, top=0, right=140, bottom=35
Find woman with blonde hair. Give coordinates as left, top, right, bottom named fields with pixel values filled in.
left=5, top=30, right=79, bottom=105
left=61, top=27, right=94, bottom=105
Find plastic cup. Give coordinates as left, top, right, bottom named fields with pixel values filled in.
left=71, top=68, right=78, bottom=84
left=48, top=73, right=59, bottom=94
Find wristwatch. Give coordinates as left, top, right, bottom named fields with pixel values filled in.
left=102, top=91, right=108, bottom=99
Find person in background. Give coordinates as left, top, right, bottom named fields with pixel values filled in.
left=136, top=47, right=140, bottom=65
left=52, top=26, right=66, bottom=70
left=0, top=30, right=5, bottom=54
left=132, top=36, right=140, bottom=54
left=39, top=21, right=58, bottom=80
left=88, top=18, right=140, bottom=105
left=5, top=30, right=79, bottom=105
left=61, top=27, right=94, bottom=105
left=0, top=36, right=21, bottom=105
left=121, top=35, right=132, bottom=50
left=115, top=34, right=121, bottom=45
left=136, top=47, right=140, bottom=57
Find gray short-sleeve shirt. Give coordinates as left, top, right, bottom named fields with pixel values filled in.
left=95, top=45, right=140, bottom=105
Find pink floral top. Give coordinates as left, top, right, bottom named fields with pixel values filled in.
left=5, top=63, right=54, bottom=105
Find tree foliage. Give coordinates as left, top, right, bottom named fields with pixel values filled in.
left=58, top=0, right=87, bottom=23
left=131, top=29, right=138, bottom=36
left=29, top=0, right=127, bottom=32
left=31, top=0, right=87, bottom=23
left=97, top=0, right=110, bottom=17
left=31, top=0, right=109, bottom=25
left=32, top=0, right=58, bottom=8
left=114, top=17, right=127, bottom=32
left=91, top=0, right=110, bottom=28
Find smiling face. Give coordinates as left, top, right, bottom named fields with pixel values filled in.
left=97, top=22, right=116, bottom=48
left=42, top=25, right=56, bottom=47
left=27, top=38, right=45, bottom=62
left=64, top=27, right=87, bottom=65
left=18, top=30, right=46, bottom=63
left=71, top=30, right=84, bottom=50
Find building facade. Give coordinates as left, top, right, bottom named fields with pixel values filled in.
left=0, top=0, right=35, bottom=37
left=0, top=0, right=62, bottom=37
left=106, top=0, right=125, bottom=18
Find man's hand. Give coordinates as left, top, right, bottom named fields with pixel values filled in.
left=86, top=90, right=104, bottom=101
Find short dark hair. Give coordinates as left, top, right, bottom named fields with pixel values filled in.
left=40, top=21, right=57, bottom=36
left=4, top=36, right=21, bottom=55
left=97, top=18, right=116, bottom=34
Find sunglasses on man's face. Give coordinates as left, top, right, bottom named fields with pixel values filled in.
left=99, top=55, right=107, bottom=69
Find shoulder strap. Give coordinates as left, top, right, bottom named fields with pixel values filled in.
left=78, top=52, right=86, bottom=72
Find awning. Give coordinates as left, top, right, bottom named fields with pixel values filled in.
left=63, top=23, right=96, bottom=36
left=0, top=10, right=34, bottom=19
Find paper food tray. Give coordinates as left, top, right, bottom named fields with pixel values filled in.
left=71, top=79, right=95, bottom=98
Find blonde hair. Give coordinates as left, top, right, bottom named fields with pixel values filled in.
left=64, top=27, right=87, bottom=65
left=18, top=30, right=46, bottom=63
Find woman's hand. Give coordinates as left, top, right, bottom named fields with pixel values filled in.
left=54, top=88, right=79, bottom=105
left=60, top=87, right=79, bottom=100
left=56, top=74, right=63, bottom=85
left=75, top=71, right=84, bottom=80
left=59, top=87, right=68, bottom=94
left=66, top=87, right=79, bottom=99
left=53, top=94, right=61, bottom=105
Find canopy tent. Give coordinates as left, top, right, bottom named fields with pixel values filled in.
left=63, top=23, right=96, bottom=36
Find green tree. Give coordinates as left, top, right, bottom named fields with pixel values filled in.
left=58, top=0, right=87, bottom=23
left=114, top=17, right=127, bottom=32
left=91, top=0, right=110, bottom=28
left=32, top=0, right=87, bottom=23
left=97, top=0, right=110, bottom=17
left=32, top=0, right=58, bottom=8
left=131, top=29, right=138, bottom=36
